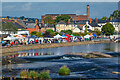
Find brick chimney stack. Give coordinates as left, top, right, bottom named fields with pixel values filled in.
left=110, top=17, right=113, bottom=21
left=95, top=18, right=97, bottom=23
left=87, top=5, right=89, bottom=19
left=89, top=18, right=92, bottom=23
left=68, top=19, right=70, bottom=24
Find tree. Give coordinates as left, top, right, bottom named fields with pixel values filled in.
left=61, top=30, right=72, bottom=35
left=46, top=29, right=54, bottom=33
left=50, top=32, right=56, bottom=37
left=30, top=31, right=37, bottom=36
left=109, top=10, right=120, bottom=19
left=44, top=16, right=54, bottom=24
left=101, top=16, right=108, bottom=20
left=101, top=23, right=115, bottom=36
left=85, top=25, right=87, bottom=33
left=94, top=28, right=101, bottom=36
left=35, top=32, right=43, bottom=37
left=55, top=15, right=71, bottom=23
left=2, top=22, right=18, bottom=34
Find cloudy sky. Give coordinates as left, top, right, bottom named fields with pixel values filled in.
left=1, top=0, right=119, bottom=19
left=1, top=0, right=120, bottom=2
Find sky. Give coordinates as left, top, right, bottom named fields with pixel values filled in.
left=1, top=0, right=120, bottom=2
left=2, top=2, right=118, bottom=19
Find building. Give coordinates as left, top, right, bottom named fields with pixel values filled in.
left=41, top=5, right=90, bottom=24
left=56, top=21, right=77, bottom=32
left=25, top=19, right=41, bottom=34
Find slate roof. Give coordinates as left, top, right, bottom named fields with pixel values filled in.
left=26, top=23, right=36, bottom=28
left=58, top=21, right=66, bottom=24
left=89, top=22, right=101, bottom=27
left=13, top=22, right=25, bottom=29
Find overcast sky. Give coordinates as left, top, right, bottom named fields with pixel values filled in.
left=1, top=0, right=120, bottom=2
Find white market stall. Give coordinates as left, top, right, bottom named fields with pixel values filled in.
left=54, top=34, right=62, bottom=39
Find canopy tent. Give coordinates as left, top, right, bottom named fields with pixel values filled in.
left=65, top=34, right=72, bottom=42
left=65, top=34, right=72, bottom=37
left=16, top=35, right=25, bottom=39
left=93, top=34, right=97, bottom=37
left=62, top=34, right=67, bottom=38
left=84, top=34, right=91, bottom=39
left=70, top=34, right=76, bottom=37
left=54, top=34, right=62, bottom=39
left=3, top=36, right=17, bottom=40
left=28, top=35, right=38, bottom=38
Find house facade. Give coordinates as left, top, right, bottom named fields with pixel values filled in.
left=56, top=21, right=77, bottom=32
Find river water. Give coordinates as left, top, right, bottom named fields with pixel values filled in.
left=2, top=43, right=120, bottom=79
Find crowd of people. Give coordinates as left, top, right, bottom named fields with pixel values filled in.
left=1, top=36, right=86, bottom=47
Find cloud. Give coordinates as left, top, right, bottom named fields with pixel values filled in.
left=2, top=0, right=120, bottom=2
left=4, top=5, right=15, bottom=10
left=21, top=2, right=31, bottom=11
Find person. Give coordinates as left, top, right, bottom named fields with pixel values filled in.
left=11, top=41, right=13, bottom=46
left=40, top=40, right=41, bottom=44
left=36, top=39, right=38, bottom=43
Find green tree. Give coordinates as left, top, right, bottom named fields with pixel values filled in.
left=61, top=30, right=72, bottom=35
left=110, top=10, right=120, bottom=19
left=46, top=29, right=54, bottom=33
left=93, top=28, right=101, bottom=36
left=35, top=32, right=43, bottom=37
left=2, top=22, right=18, bottom=34
left=101, top=16, right=108, bottom=20
left=73, top=33, right=80, bottom=36
left=101, top=23, right=115, bottom=36
left=44, top=16, right=54, bottom=24
left=30, top=31, right=37, bottom=36
left=84, top=25, right=88, bottom=34
left=55, top=15, right=71, bottom=23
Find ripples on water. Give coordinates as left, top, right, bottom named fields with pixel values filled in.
left=2, top=43, right=120, bottom=78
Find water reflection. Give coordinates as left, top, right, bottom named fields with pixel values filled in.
left=18, top=43, right=120, bottom=54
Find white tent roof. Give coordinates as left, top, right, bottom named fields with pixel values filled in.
left=3, top=36, right=17, bottom=40
left=54, top=34, right=62, bottom=39
left=84, top=35, right=91, bottom=38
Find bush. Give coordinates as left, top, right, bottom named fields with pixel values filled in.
left=39, top=70, right=50, bottom=79
left=58, top=65, right=70, bottom=76
left=20, top=70, right=29, bottom=78
left=28, top=71, right=39, bottom=79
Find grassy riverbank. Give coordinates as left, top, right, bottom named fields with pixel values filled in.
left=2, top=40, right=110, bottom=56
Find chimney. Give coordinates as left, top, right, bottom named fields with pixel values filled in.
left=75, top=20, right=76, bottom=24
left=68, top=19, right=70, bottom=24
left=35, top=19, right=38, bottom=24
left=110, top=17, right=112, bottom=21
left=87, top=5, right=89, bottom=19
left=12, top=17, right=14, bottom=20
left=89, top=18, right=92, bottom=23
left=95, top=18, right=97, bottom=23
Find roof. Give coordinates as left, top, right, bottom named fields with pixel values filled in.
left=97, top=20, right=109, bottom=23
left=26, top=23, right=36, bottom=28
left=58, top=21, right=66, bottom=24
left=89, top=22, right=101, bottom=27
left=13, top=22, right=25, bottom=29
left=70, top=20, right=88, bottom=24
left=39, top=23, right=54, bottom=28
left=45, top=14, right=76, bottom=16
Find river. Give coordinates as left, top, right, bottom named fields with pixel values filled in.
left=2, top=43, right=120, bottom=79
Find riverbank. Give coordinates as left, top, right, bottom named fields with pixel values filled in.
left=2, top=40, right=110, bottom=56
